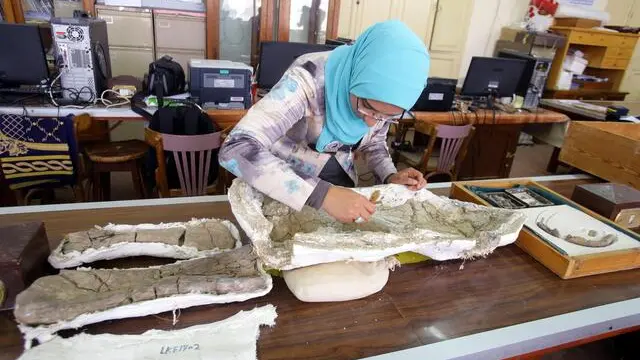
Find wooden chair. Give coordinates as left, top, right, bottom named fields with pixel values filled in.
left=145, top=127, right=230, bottom=197
left=395, top=122, right=475, bottom=182
left=73, top=114, right=148, bottom=201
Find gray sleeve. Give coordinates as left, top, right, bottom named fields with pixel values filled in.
left=305, top=180, right=331, bottom=209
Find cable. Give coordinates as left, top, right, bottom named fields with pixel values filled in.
left=49, top=68, right=96, bottom=109
left=100, top=89, right=131, bottom=108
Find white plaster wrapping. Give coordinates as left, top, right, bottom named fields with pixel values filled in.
left=18, top=305, right=277, bottom=360
left=228, top=180, right=526, bottom=270
left=17, top=259, right=273, bottom=347
left=48, top=218, right=242, bottom=269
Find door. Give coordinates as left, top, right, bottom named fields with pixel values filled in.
left=606, top=0, right=634, bottom=26
left=429, top=52, right=460, bottom=79
left=429, top=0, right=473, bottom=53
left=342, top=0, right=394, bottom=38
left=392, top=0, right=437, bottom=45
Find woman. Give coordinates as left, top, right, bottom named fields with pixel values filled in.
left=219, top=20, right=429, bottom=223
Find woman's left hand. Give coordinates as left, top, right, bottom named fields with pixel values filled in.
left=386, top=168, right=427, bottom=191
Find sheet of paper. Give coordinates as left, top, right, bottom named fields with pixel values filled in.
left=516, top=205, right=640, bottom=256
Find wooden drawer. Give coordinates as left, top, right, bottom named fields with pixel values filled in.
left=605, top=47, right=634, bottom=59
left=614, top=58, right=631, bottom=68
left=600, top=57, right=617, bottom=68
left=618, top=36, right=637, bottom=49
left=570, top=31, right=600, bottom=45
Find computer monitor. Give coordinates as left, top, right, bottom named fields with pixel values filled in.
left=461, top=57, right=527, bottom=98
left=0, top=23, right=50, bottom=87
left=257, top=42, right=337, bottom=89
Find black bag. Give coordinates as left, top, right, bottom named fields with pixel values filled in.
left=145, top=55, right=186, bottom=106
left=132, top=100, right=221, bottom=192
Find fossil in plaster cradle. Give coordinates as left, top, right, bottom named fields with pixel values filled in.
left=48, top=218, right=241, bottom=269
left=228, top=180, right=527, bottom=270
left=15, top=246, right=272, bottom=345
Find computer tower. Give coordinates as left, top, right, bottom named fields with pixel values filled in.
left=412, top=77, right=457, bottom=112
left=51, top=17, right=111, bottom=102
left=497, top=49, right=551, bottom=109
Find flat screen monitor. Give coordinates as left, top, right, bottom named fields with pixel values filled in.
left=461, top=57, right=527, bottom=98
left=0, top=23, right=50, bottom=87
left=257, top=41, right=337, bottom=89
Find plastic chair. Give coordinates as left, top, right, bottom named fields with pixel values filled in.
left=145, top=128, right=225, bottom=197
left=395, top=123, right=475, bottom=182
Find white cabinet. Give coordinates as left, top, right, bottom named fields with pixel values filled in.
left=429, top=52, right=460, bottom=78
left=429, top=0, right=472, bottom=53
left=338, top=0, right=434, bottom=42
left=337, top=0, right=472, bottom=80
left=606, top=0, right=635, bottom=26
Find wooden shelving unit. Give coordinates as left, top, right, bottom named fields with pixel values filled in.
left=547, top=26, right=639, bottom=99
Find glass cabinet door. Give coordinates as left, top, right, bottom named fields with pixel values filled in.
left=288, top=0, right=328, bottom=44
left=219, top=0, right=262, bottom=65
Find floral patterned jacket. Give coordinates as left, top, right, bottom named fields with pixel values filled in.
left=218, top=51, right=397, bottom=211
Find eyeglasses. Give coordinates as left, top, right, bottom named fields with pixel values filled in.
left=356, top=98, right=403, bottom=124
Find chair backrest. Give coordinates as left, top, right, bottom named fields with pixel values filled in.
left=434, top=124, right=473, bottom=172
left=160, top=132, right=222, bottom=196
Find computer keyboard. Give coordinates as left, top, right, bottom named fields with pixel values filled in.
left=0, top=85, right=61, bottom=95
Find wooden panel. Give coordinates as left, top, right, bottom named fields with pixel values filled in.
left=277, top=0, right=290, bottom=41
left=206, top=0, right=220, bottom=59
left=413, top=108, right=568, bottom=125
left=560, top=121, right=640, bottom=189
left=260, top=0, right=276, bottom=42
left=81, top=0, right=95, bottom=16
left=393, top=0, right=437, bottom=46
left=7, top=0, right=24, bottom=23
left=326, top=0, right=341, bottom=40
left=428, top=51, right=460, bottom=79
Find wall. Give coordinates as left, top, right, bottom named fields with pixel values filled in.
left=458, top=0, right=609, bottom=80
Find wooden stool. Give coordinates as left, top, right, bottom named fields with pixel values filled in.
left=85, top=140, right=148, bottom=201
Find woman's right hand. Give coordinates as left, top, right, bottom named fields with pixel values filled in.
left=321, top=186, right=376, bottom=223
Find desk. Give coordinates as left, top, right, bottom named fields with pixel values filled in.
left=0, top=105, right=569, bottom=180
left=2, top=175, right=639, bottom=360
left=530, top=100, right=640, bottom=173
left=413, top=109, right=569, bottom=179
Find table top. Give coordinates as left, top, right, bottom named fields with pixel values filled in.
left=1, top=175, right=639, bottom=360
left=0, top=104, right=569, bottom=129
left=541, top=99, right=640, bottom=121
left=413, top=108, right=569, bottom=125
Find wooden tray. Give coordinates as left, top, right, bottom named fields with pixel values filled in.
left=451, top=179, right=640, bottom=279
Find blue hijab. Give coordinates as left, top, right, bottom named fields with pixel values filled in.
left=318, top=20, right=430, bottom=152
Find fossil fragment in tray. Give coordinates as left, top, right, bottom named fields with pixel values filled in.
left=15, top=246, right=272, bottom=345
left=48, top=218, right=241, bottom=269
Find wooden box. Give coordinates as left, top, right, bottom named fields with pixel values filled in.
left=451, top=179, right=640, bottom=279
left=572, top=183, right=640, bottom=229
left=560, top=122, right=640, bottom=190
left=0, top=222, right=51, bottom=310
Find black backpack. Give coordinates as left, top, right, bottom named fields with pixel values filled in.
left=145, top=55, right=186, bottom=105
left=132, top=101, right=221, bottom=193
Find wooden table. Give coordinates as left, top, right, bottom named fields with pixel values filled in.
left=413, top=108, right=569, bottom=180
left=532, top=100, right=640, bottom=173
left=2, top=175, right=639, bottom=360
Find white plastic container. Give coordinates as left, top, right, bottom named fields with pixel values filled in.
left=563, top=55, right=588, bottom=75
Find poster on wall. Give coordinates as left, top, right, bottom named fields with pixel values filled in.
left=560, top=0, right=596, bottom=6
